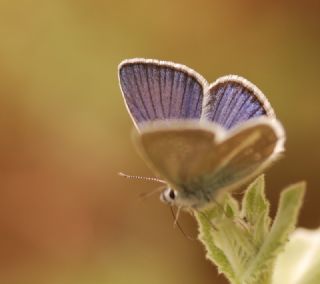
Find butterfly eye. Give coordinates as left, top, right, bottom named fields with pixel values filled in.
left=169, top=189, right=176, bottom=200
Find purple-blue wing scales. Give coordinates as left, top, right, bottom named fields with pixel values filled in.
left=201, top=76, right=275, bottom=129
left=119, top=59, right=206, bottom=128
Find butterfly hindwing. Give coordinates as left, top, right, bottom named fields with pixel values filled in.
left=202, top=76, right=275, bottom=129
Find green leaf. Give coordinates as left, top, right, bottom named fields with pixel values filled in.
left=241, top=175, right=271, bottom=246
left=195, top=176, right=306, bottom=284
left=197, top=194, right=255, bottom=284
left=212, top=217, right=256, bottom=277
left=224, top=194, right=240, bottom=218
left=241, top=181, right=306, bottom=283
left=196, top=209, right=237, bottom=283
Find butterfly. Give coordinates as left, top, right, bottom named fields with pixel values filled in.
left=118, top=58, right=285, bottom=209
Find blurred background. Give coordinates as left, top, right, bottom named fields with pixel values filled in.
left=0, top=0, right=319, bottom=283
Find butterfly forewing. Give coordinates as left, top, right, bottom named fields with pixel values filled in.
left=134, top=119, right=284, bottom=207
left=202, top=76, right=275, bottom=129
left=119, top=59, right=207, bottom=128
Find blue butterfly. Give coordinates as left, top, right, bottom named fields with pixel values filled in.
left=119, top=58, right=285, bottom=209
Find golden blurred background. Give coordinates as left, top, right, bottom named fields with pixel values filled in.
left=0, top=1, right=319, bottom=283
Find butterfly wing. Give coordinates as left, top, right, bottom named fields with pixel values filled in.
left=134, top=118, right=284, bottom=207
left=202, top=75, right=275, bottom=129
left=119, top=59, right=207, bottom=129
left=134, top=120, right=223, bottom=186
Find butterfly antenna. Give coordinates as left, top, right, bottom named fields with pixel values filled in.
left=170, top=206, right=195, bottom=241
left=118, top=172, right=166, bottom=184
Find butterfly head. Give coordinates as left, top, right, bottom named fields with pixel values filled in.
left=159, top=187, right=200, bottom=208
left=160, top=187, right=178, bottom=206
